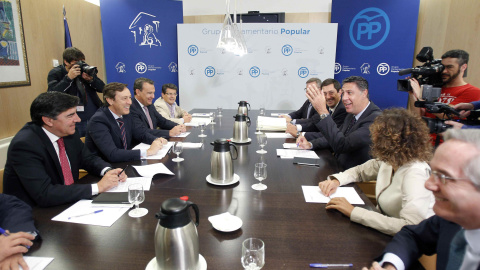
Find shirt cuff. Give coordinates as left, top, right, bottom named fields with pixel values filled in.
left=100, top=167, right=111, bottom=176
left=291, top=119, right=296, bottom=124
left=179, top=118, right=185, bottom=124
left=91, top=184, right=99, bottom=196
left=379, top=253, right=405, bottom=270
left=140, top=149, right=147, bottom=159
left=296, top=124, right=302, bottom=132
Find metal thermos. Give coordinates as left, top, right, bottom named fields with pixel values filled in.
left=154, top=198, right=200, bottom=270
left=233, top=114, right=251, bottom=143
left=237, top=101, right=250, bottom=116
left=210, top=139, right=238, bottom=183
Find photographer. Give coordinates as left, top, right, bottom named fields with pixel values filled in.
left=445, top=101, right=480, bottom=129
left=408, top=49, right=480, bottom=120
left=47, top=47, right=105, bottom=136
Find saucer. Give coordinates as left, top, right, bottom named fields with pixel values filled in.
left=208, top=212, right=243, bottom=232
left=229, top=138, right=251, bottom=144
left=206, top=174, right=240, bottom=186
left=146, top=254, right=207, bottom=270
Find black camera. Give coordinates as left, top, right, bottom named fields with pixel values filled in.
left=397, top=47, right=444, bottom=91
left=76, top=61, right=98, bottom=77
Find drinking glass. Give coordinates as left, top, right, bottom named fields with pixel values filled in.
left=128, top=183, right=148, bottom=218
left=241, top=238, right=265, bottom=269
left=259, top=107, right=265, bottom=116
left=198, top=122, right=207, bottom=137
left=217, top=107, right=223, bottom=117
left=172, top=142, right=184, bottom=162
left=256, top=134, right=267, bottom=154
left=255, top=117, right=263, bottom=134
left=252, top=163, right=267, bottom=190
left=210, top=112, right=216, bottom=124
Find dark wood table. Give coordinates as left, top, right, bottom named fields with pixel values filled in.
left=30, top=109, right=391, bottom=270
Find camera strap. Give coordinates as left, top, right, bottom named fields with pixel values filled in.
left=75, top=78, right=87, bottom=105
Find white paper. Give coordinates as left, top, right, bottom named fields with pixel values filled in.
left=21, top=257, right=54, bottom=270
left=172, top=132, right=190, bottom=138
left=276, top=149, right=319, bottom=159
left=257, top=116, right=287, bottom=131
left=185, top=117, right=212, bottom=126
left=265, top=133, right=294, bottom=139
left=283, top=143, right=301, bottom=149
left=181, top=142, right=203, bottom=149
left=301, top=186, right=365, bottom=205
left=132, top=163, right=175, bottom=177
left=52, top=200, right=130, bottom=226
left=133, top=142, right=174, bottom=159
left=270, top=113, right=289, bottom=117
left=191, top=113, right=211, bottom=117
left=106, top=177, right=152, bottom=192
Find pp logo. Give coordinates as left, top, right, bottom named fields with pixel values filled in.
left=205, top=66, right=216, bottom=77
left=298, top=67, right=309, bottom=78
left=349, top=7, right=390, bottom=50
left=334, top=63, right=342, bottom=74
left=249, top=66, right=260, bottom=78
left=377, top=63, right=390, bottom=75
left=188, top=45, right=198, bottom=56
left=135, top=62, right=147, bottom=74
left=282, top=45, right=293, bottom=56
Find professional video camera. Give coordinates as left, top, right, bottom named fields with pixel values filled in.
left=76, top=61, right=98, bottom=77
left=397, top=47, right=444, bottom=91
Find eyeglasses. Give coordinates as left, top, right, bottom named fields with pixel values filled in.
left=165, top=93, right=177, bottom=96
left=430, top=170, right=470, bottom=185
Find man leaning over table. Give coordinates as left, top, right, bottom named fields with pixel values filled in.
left=85, top=82, right=167, bottom=163
left=363, top=129, right=480, bottom=270
left=154, top=83, right=192, bottom=124
left=3, top=92, right=126, bottom=208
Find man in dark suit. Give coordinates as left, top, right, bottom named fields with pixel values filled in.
left=3, top=92, right=126, bottom=207
left=85, top=82, right=167, bottom=163
left=297, top=76, right=381, bottom=170
left=130, top=77, right=185, bottom=139
left=285, top=78, right=347, bottom=139
left=280, top=77, right=321, bottom=124
left=363, top=129, right=480, bottom=270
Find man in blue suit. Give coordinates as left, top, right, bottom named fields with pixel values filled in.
left=85, top=82, right=167, bottom=162
left=130, top=77, right=185, bottom=139
left=363, top=129, right=480, bottom=270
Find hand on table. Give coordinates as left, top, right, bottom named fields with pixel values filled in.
left=0, top=231, right=34, bottom=262
left=286, top=123, right=298, bottom=138
left=0, top=253, right=29, bottom=270
left=279, top=115, right=292, bottom=122
left=326, top=197, right=354, bottom=217
left=147, top=138, right=166, bottom=156
left=296, top=136, right=312, bottom=149
left=318, top=179, right=340, bottom=197
left=97, top=168, right=126, bottom=193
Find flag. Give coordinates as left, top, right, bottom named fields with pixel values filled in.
left=63, top=6, right=72, bottom=48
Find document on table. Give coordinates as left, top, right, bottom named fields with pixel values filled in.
left=132, top=163, right=175, bottom=177
left=257, top=116, right=287, bottom=131
left=22, top=256, right=54, bottom=270
left=52, top=200, right=130, bottom=226
left=265, top=132, right=294, bottom=139
left=191, top=113, right=211, bottom=117
left=301, top=186, right=365, bottom=205
left=283, top=143, right=301, bottom=149
left=270, top=113, right=289, bottom=117
left=182, top=142, right=203, bottom=149
left=276, top=149, right=319, bottom=159
left=106, top=177, right=152, bottom=192
left=172, top=132, right=190, bottom=138
left=185, top=117, right=212, bottom=127
left=133, top=142, right=173, bottom=159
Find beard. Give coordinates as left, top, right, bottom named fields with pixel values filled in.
left=442, top=68, right=461, bottom=86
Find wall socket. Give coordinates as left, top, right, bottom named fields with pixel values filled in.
left=52, top=59, right=59, bottom=67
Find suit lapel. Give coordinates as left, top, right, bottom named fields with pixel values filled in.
left=31, top=124, right=64, bottom=183
left=102, top=107, right=123, bottom=144
left=133, top=98, right=150, bottom=127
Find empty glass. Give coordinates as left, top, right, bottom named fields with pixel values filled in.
left=128, top=183, right=148, bottom=218
left=259, top=107, right=265, bottom=116
left=210, top=112, right=216, bottom=124
left=198, top=122, right=207, bottom=137
left=255, top=117, right=263, bottom=135
left=217, top=107, right=223, bottom=117
left=256, top=134, right=267, bottom=154
left=172, top=142, right=184, bottom=162
left=241, top=238, right=265, bottom=269
left=252, top=163, right=267, bottom=190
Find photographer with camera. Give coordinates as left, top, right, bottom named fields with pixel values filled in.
left=47, top=47, right=105, bottom=136
left=445, top=101, right=480, bottom=129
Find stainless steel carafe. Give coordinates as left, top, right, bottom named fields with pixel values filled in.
left=154, top=198, right=200, bottom=270
left=233, top=114, right=251, bottom=143
left=237, top=100, right=250, bottom=116
left=210, top=139, right=238, bottom=183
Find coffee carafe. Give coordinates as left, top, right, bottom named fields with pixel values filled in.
left=154, top=198, right=200, bottom=270
left=233, top=114, right=251, bottom=143
left=237, top=101, right=250, bottom=116
left=210, top=139, right=238, bottom=184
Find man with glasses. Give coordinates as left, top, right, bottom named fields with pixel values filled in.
left=363, top=129, right=480, bottom=270
left=154, top=83, right=192, bottom=124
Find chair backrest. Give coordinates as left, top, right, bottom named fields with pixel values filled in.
left=419, top=254, right=437, bottom=270
left=80, top=137, right=86, bottom=143
left=0, top=168, right=4, bottom=193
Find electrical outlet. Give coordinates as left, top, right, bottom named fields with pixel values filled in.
left=53, top=59, right=59, bottom=67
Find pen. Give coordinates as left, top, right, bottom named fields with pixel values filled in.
left=310, top=264, right=353, bottom=268
left=68, top=209, right=104, bottom=219
left=0, top=227, right=31, bottom=249
left=118, top=165, right=128, bottom=177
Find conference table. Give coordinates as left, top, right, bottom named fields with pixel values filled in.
left=30, top=109, right=392, bottom=270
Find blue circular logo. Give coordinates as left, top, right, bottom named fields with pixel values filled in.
left=205, top=66, right=216, bottom=77
left=282, top=44, right=293, bottom=56
left=376, top=63, right=390, bottom=75
left=298, top=67, right=309, bottom=78
left=135, top=62, right=147, bottom=74
left=334, top=63, right=342, bottom=74
left=349, top=7, right=390, bottom=50
left=249, top=66, right=260, bottom=78
left=188, top=45, right=199, bottom=56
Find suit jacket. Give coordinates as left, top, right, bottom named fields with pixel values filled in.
left=3, top=123, right=110, bottom=207
left=0, top=194, right=37, bottom=233
left=311, top=102, right=382, bottom=170
left=154, top=98, right=188, bottom=125
left=85, top=106, right=157, bottom=162
left=380, top=215, right=473, bottom=270
left=300, top=101, right=347, bottom=133
left=131, top=98, right=177, bottom=138
left=288, top=99, right=318, bottom=120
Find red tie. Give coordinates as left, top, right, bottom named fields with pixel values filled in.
left=57, top=138, right=74, bottom=185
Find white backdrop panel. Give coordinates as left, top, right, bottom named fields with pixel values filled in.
left=178, top=23, right=337, bottom=111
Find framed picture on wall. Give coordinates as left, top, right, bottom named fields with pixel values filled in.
left=0, top=0, right=30, bottom=88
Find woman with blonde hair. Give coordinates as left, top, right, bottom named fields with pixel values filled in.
left=319, top=108, right=434, bottom=235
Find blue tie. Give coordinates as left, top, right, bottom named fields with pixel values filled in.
left=446, top=229, right=467, bottom=269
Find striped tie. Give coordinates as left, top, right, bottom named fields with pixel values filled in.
left=116, top=118, right=128, bottom=149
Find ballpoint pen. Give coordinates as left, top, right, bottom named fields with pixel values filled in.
left=118, top=165, right=129, bottom=177
left=310, top=263, right=353, bottom=268
left=68, top=209, right=103, bottom=219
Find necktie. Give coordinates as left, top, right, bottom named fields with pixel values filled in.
left=447, top=229, right=467, bottom=269
left=344, top=117, right=357, bottom=135
left=143, top=106, right=154, bottom=129
left=329, top=109, right=333, bottom=115
left=169, top=104, right=175, bottom=118
left=57, top=138, right=74, bottom=185
left=306, top=103, right=313, bottom=119
left=116, top=118, right=128, bottom=149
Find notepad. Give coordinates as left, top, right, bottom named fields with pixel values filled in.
left=92, top=192, right=129, bottom=204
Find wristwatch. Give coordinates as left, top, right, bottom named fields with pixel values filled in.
left=319, top=113, right=329, bottom=120
left=296, top=131, right=301, bottom=137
